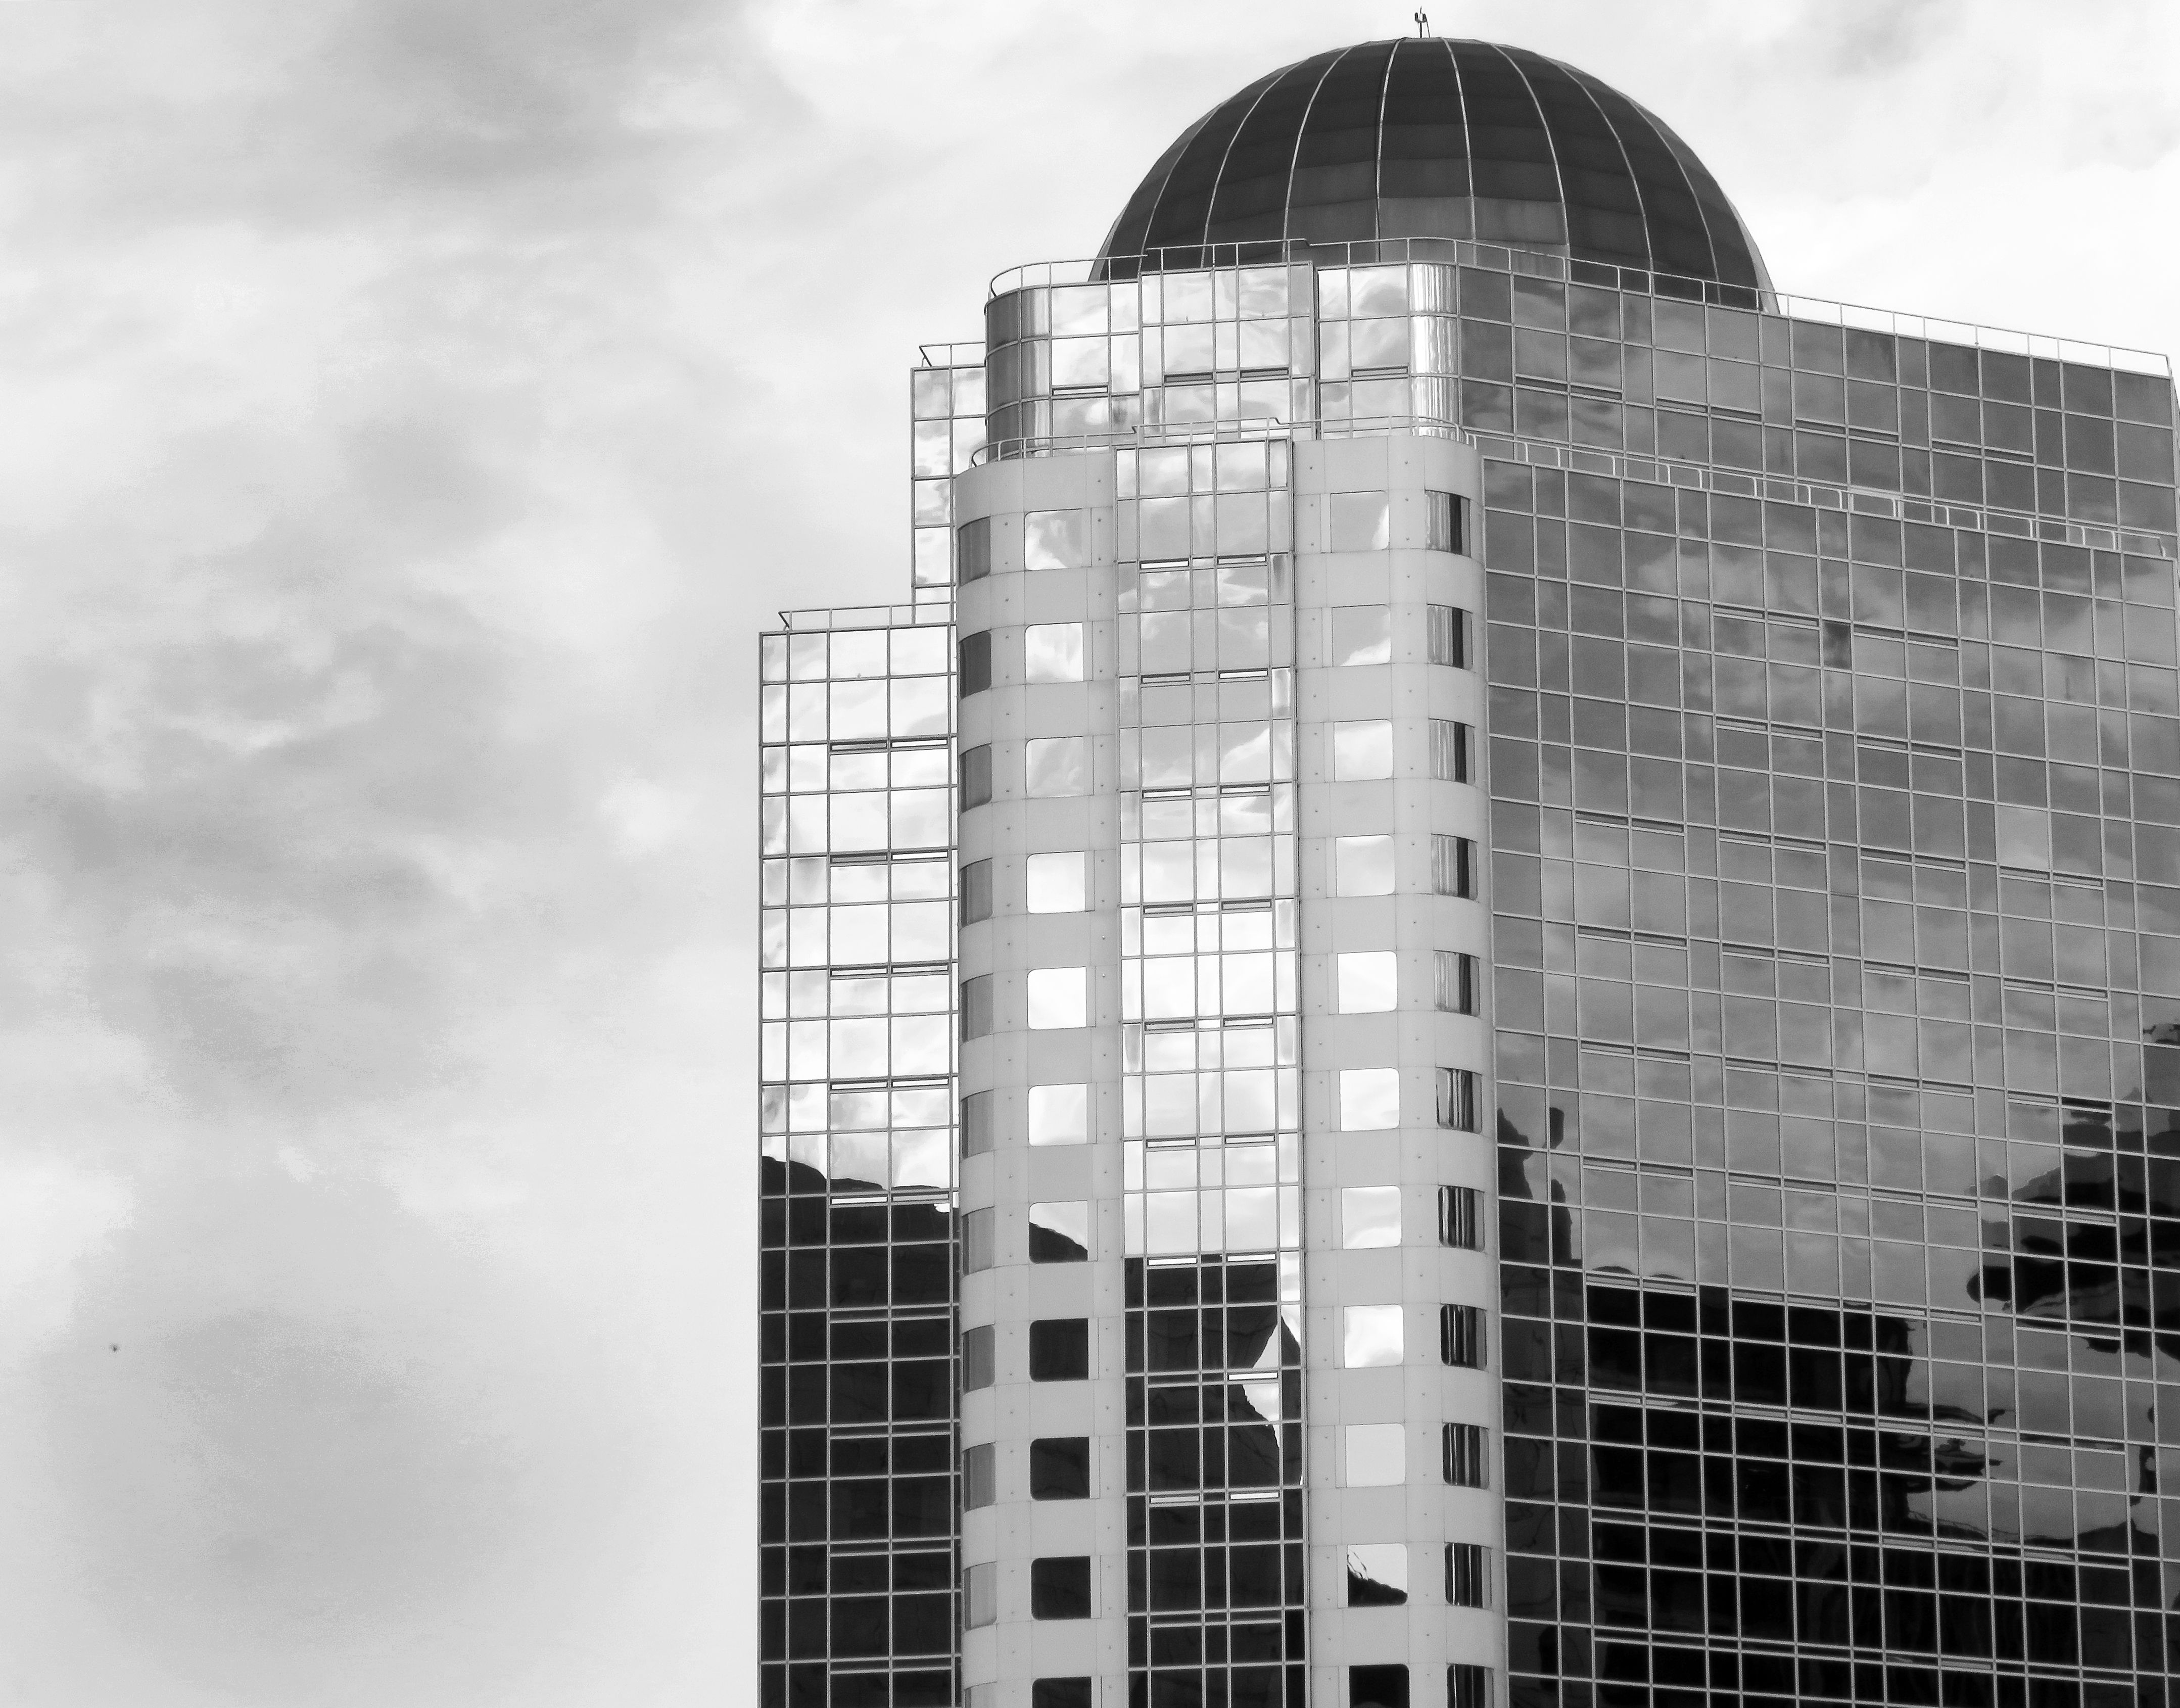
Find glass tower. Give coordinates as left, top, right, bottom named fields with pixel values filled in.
left=756, top=36, right=2180, bottom=1708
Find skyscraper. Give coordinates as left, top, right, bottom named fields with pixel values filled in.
left=757, top=37, right=2180, bottom=1708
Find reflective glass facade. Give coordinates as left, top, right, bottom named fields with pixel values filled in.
left=755, top=36, right=2180, bottom=1708
left=1476, top=279, right=2180, bottom=1708
left=759, top=607, right=961, bottom=1708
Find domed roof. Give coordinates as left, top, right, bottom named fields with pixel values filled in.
left=1099, top=38, right=1771, bottom=293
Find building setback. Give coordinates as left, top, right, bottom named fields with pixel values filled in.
left=757, top=36, right=2180, bottom=1708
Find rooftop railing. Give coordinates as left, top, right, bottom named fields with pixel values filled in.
left=987, top=241, right=2171, bottom=379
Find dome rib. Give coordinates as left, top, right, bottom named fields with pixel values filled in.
left=1098, top=37, right=1769, bottom=293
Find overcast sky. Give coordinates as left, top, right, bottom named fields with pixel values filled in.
left=3, top=2, right=2176, bottom=1703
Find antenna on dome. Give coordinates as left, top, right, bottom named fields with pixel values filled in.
left=1413, top=10, right=1432, bottom=34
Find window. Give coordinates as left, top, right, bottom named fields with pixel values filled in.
left=1032, top=1682, right=1093, bottom=1708
left=1345, top=1543, right=1407, bottom=1607
left=1427, top=603, right=1468, bottom=667
left=1332, top=606, right=1392, bottom=666
left=1340, top=1068, right=1400, bottom=1130
left=1341, top=1184, right=1400, bottom=1248
left=1027, top=967, right=1087, bottom=1029
left=1025, top=509, right=1087, bottom=571
left=1440, top=1305, right=1484, bottom=1368
left=1026, top=851, right=1086, bottom=913
left=1432, top=835, right=1476, bottom=897
left=1330, top=491, right=1390, bottom=552
left=1333, top=719, right=1394, bottom=780
left=1438, top=1185, right=1482, bottom=1250
left=958, top=516, right=991, bottom=583
left=962, top=743, right=992, bottom=808
left=1030, top=1317, right=1089, bottom=1381
left=1024, top=622, right=1086, bottom=682
left=963, top=1323, right=994, bottom=1391
left=1029, top=1201, right=1089, bottom=1262
left=1443, top=1422, right=1488, bottom=1487
left=959, top=630, right=991, bottom=696
left=1425, top=489, right=1465, bottom=554
left=1337, top=950, right=1397, bottom=1013
left=1429, top=719, right=1471, bottom=782
left=962, top=857, right=992, bottom=925
left=1029, top=1082, right=1088, bottom=1145
left=1026, top=735, right=1090, bottom=796
left=1449, top=1665, right=1491, bottom=1708
left=1346, top=1422, right=1405, bottom=1487
left=963, top=1442, right=996, bottom=1509
left=1344, top=1304, right=1403, bottom=1367
left=1350, top=1664, right=1409, bottom=1708
left=961, top=974, right=994, bottom=1040
left=1446, top=1543, right=1489, bottom=1607
left=963, top=1089, right=994, bottom=1156
left=1435, top=951, right=1478, bottom=1014
left=1030, top=1436, right=1090, bottom=1500
left=1436, top=1068, right=1479, bottom=1131
left=965, top=1560, right=997, bottom=1627
left=1030, top=1555, right=1092, bottom=1619
left=1336, top=834, right=1395, bottom=895
left=963, top=1207, right=995, bottom=1273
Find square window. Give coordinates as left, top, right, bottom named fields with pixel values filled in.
left=1345, top=1543, right=1408, bottom=1607
left=1025, top=623, right=1086, bottom=682
left=1027, top=967, right=1087, bottom=1029
left=1026, top=736, right=1091, bottom=797
left=1336, top=834, right=1395, bottom=895
left=1031, top=1436, right=1091, bottom=1500
left=1346, top=1422, right=1405, bottom=1486
left=1438, top=1186, right=1482, bottom=1249
left=1440, top=1305, right=1484, bottom=1368
left=1341, top=1184, right=1401, bottom=1248
left=1331, top=491, right=1391, bottom=552
left=1332, top=606, right=1392, bottom=666
left=1025, top=510, right=1088, bottom=571
left=1340, top=1068, right=1401, bottom=1130
left=1349, top=1666, right=1407, bottom=1708
left=1434, top=952, right=1477, bottom=1014
left=1030, top=1317, right=1090, bottom=1381
left=1029, top=1555, right=1092, bottom=1619
left=1029, top=1201, right=1089, bottom=1263
left=1448, top=1665, right=1490, bottom=1708
left=1338, top=950, right=1398, bottom=1012
left=1442, top=1422, right=1488, bottom=1487
left=1333, top=720, right=1394, bottom=780
left=1027, top=851, right=1087, bottom=913
left=1343, top=1304, right=1404, bottom=1367
left=1032, top=1683, right=1093, bottom=1708
left=1028, top=1082, right=1089, bottom=1144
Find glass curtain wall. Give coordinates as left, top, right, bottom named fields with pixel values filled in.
left=758, top=611, right=961, bottom=1708
left=1470, top=272, right=2180, bottom=1708
left=1115, top=440, right=1311, bottom=1708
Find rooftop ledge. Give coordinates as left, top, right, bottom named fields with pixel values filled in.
left=987, top=240, right=2171, bottom=381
